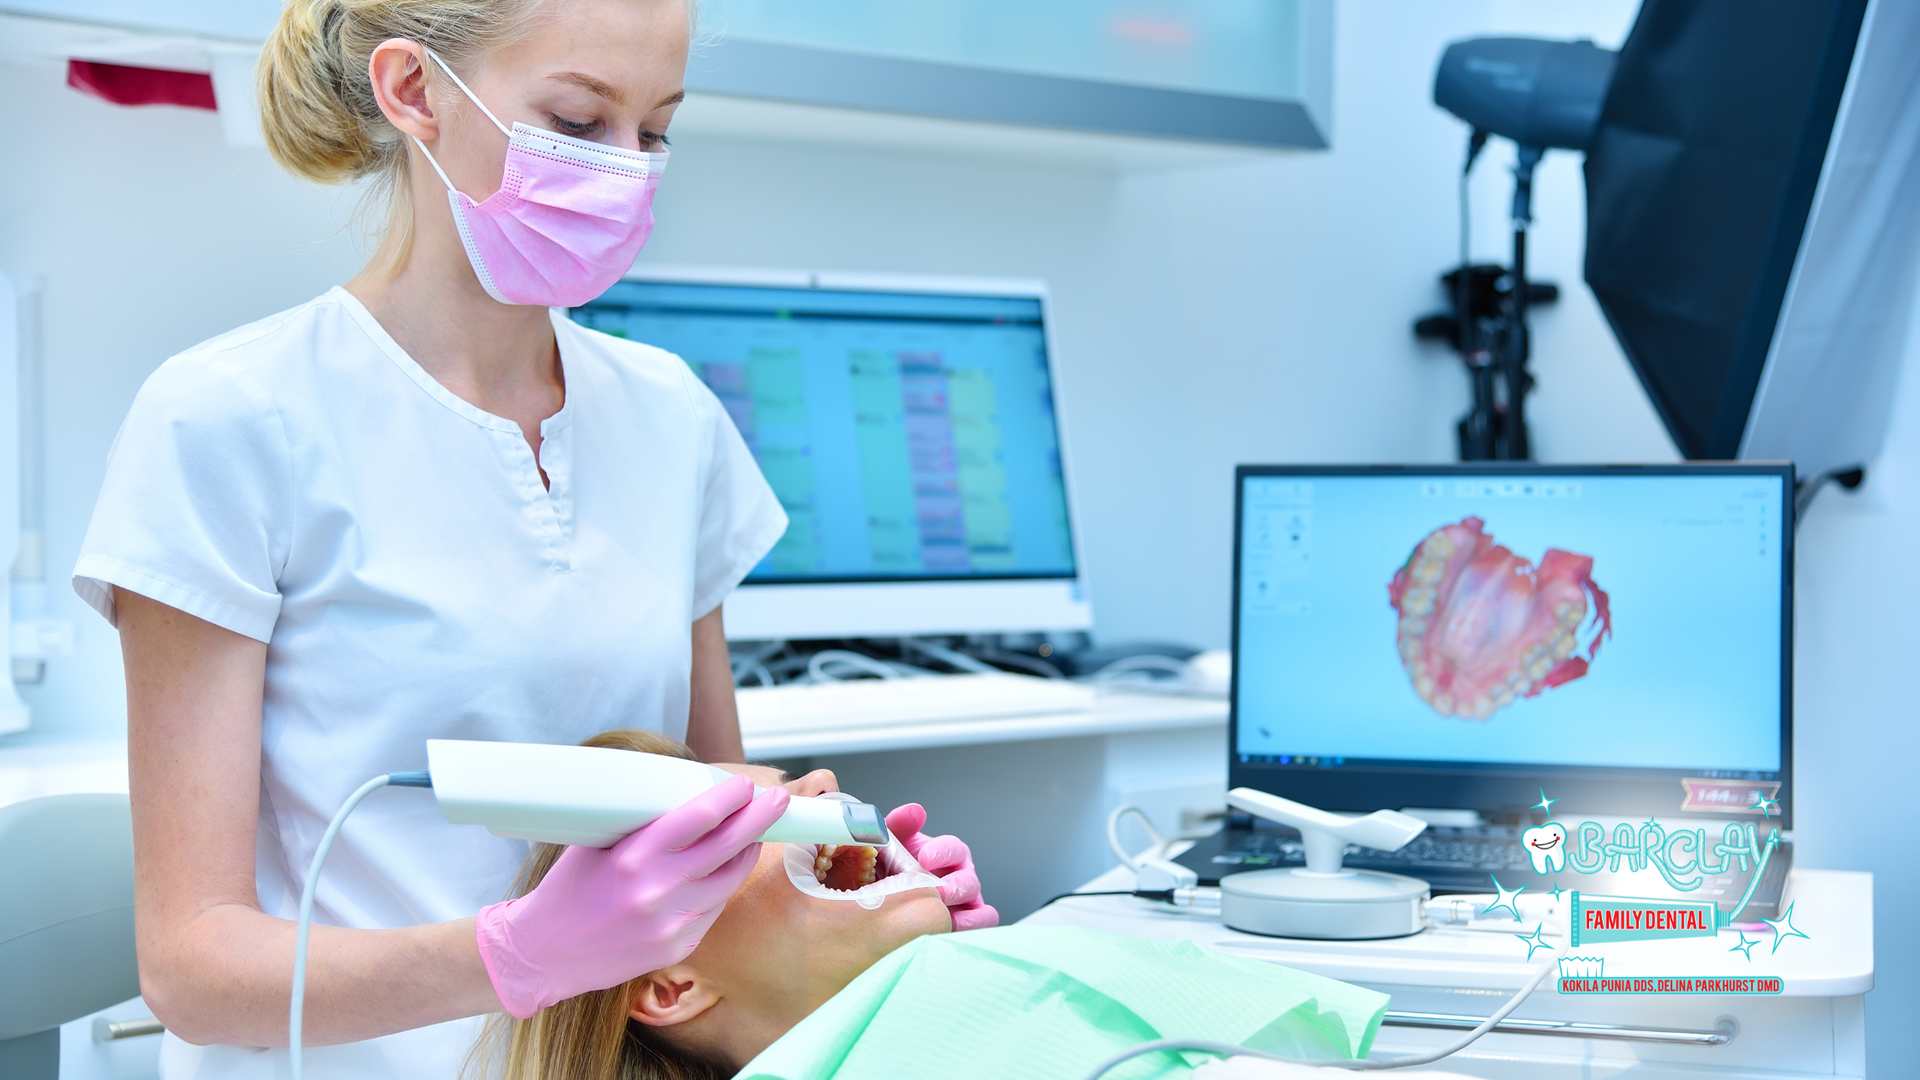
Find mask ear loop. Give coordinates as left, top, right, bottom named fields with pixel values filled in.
left=410, top=49, right=513, bottom=195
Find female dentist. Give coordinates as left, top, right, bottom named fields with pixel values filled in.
left=70, top=1, right=991, bottom=1077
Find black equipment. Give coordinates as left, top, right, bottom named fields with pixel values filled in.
left=1418, top=0, right=1871, bottom=462
left=1421, top=38, right=1615, bottom=460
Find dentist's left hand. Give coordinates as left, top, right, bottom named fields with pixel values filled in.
left=475, top=775, right=790, bottom=1018
left=885, top=803, right=999, bottom=931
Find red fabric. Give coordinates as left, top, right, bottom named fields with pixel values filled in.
left=66, top=59, right=217, bottom=111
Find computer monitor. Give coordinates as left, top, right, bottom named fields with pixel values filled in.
left=569, top=267, right=1091, bottom=640
left=1230, top=463, right=1793, bottom=828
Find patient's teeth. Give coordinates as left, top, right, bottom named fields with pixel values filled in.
left=1528, top=655, right=1553, bottom=680
left=1434, top=693, right=1454, bottom=714
left=1471, top=695, right=1492, bottom=719
left=1523, top=823, right=1567, bottom=873
left=1560, top=600, right=1586, bottom=628
left=1552, top=632, right=1576, bottom=660
left=1422, top=532, right=1456, bottom=558
left=1414, top=675, right=1435, bottom=697
left=1399, top=637, right=1420, bottom=661
left=1403, top=587, right=1435, bottom=616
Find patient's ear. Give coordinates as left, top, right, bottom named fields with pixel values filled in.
left=629, top=965, right=720, bottom=1028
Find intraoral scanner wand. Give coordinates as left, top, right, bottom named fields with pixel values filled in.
left=291, top=743, right=885, bottom=1080
left=423, top=739, right=891, bottom=847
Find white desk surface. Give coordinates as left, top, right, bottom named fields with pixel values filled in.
left=0, top=739, right=128, bottom=809
left=740, top=687, right=1226, bottom=758
left=1022, top=864, right=1873, bottom=998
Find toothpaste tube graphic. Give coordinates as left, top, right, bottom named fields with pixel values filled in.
left=1558, top=956, right=1603, bottom=979
left=1524, top=822, right=1567, bottom=873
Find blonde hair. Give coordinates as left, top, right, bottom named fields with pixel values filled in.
left=256, top=0, right=550, bottom=269
left=468, top=729, right=732, bottom=1080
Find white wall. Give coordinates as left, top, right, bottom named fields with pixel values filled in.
left=0, top=60, right=367, bottom=746
left=1791, top=278, right=1920, bottom=1080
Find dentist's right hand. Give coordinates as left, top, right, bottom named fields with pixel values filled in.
left=474, top=775, right=789, bottom=1018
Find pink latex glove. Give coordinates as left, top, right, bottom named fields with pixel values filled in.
left=884, top=803, right=998, bottom=931
left=476, top=775, right=789, bottom=1018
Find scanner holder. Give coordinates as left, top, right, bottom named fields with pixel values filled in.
left=1219, top=789, right=1433, bottom=939
left=1226, top=788, right=1428, bottom=873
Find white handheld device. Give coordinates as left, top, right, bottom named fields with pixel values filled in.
left=1224, top=788, right=1427, bottom=873
left=425, top=739, right=891, bottom=848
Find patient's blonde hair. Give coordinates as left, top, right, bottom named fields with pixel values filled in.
left=256, top=0, right=552, bottom=269
left=468, top=729, right=730, bottom=1080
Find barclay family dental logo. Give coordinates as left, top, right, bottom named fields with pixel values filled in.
left=1554, top=956, right=1782, bottom=995
left=1504, top=789, right=1808, bottom=976
left=1523, top=821, right=1566, bottom=873
left=1519, top=788, right=1782, bottom=899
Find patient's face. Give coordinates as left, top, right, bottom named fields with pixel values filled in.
left=686, top=840, right=951, bottom=1013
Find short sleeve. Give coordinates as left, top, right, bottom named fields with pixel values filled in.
left=72, top=352, right=293, bottom=642
left=688, top=375, right=788, bottom=621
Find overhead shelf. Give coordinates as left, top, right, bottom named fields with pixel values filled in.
left=684, top=23, right=1330, bottom=150
left=0, top=0, right=1331, bottom=165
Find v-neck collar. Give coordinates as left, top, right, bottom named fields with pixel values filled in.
left=330, top=286, right=575, bottom=437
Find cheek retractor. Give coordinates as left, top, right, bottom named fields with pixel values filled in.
left=784, top=794, right=943, bottom=909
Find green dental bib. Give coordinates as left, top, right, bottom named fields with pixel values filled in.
left=736, top=926, right=1390, bottom=1080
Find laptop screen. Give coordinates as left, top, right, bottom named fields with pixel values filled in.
left=1231, top=465, right=1791, bottom=821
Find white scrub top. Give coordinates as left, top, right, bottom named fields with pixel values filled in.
left=73, top=286, right=786, bottom=1080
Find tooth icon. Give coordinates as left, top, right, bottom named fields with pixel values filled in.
left=1523, top=823, right=1567, bottom=874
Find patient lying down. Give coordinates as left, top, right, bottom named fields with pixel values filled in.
left=473, top=730, right=1389, bottom=1080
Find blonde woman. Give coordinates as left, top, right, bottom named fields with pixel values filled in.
left=71, top=3, right=991, bottom=1078
left=477, top=731, right=1388, bottom=1080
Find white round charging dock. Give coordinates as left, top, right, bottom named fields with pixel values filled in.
left=1216, top=788, right=1437, bottom=940
left=1221, top=867, right=1429, bottom=939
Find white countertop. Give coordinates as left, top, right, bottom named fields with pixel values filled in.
left=0, top=739, right=128, bottom=809
left=740, top=687, right=1226, bottom=757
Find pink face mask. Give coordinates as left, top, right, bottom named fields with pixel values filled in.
left=413, top=52, right=667, bottom=307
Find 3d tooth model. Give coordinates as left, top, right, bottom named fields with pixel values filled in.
left=1388, top=517, right=1612, bottom=720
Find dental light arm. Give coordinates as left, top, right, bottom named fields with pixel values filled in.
left=425, top=739, right=889, bottom=847
left=1226, top=788, right=1427, bottom=873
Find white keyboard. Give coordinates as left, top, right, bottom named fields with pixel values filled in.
left=735, top=674, right=1096, bottom=736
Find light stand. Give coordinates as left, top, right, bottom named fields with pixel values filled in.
left=1421, top=36, right=1615, bottom=461
left=1502, top=143, right=1544, bottom=460
left=1421, top=140, right=1557, bottom=461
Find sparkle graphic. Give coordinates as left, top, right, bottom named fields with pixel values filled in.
left=1515, top=922, right=1553, bottom=961
left=1549, top=881, right=1565, bottom=904
left=1532, top=788, right=1559, bottom=816
left=1764, top=901, right=1810, bottom=956
left=1749, top=794, right=1781, bottom=821
left=1485, top=875, right=1526, bottom=921
left=1728, top=930, right=1759, bottom=961
left=1643, top=813, right=1660, bottom=830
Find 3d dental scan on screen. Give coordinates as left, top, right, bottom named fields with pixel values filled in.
left=1196, top=465, right=1792, bottom=900
left=3, top=0, right=1904, bottom=1078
